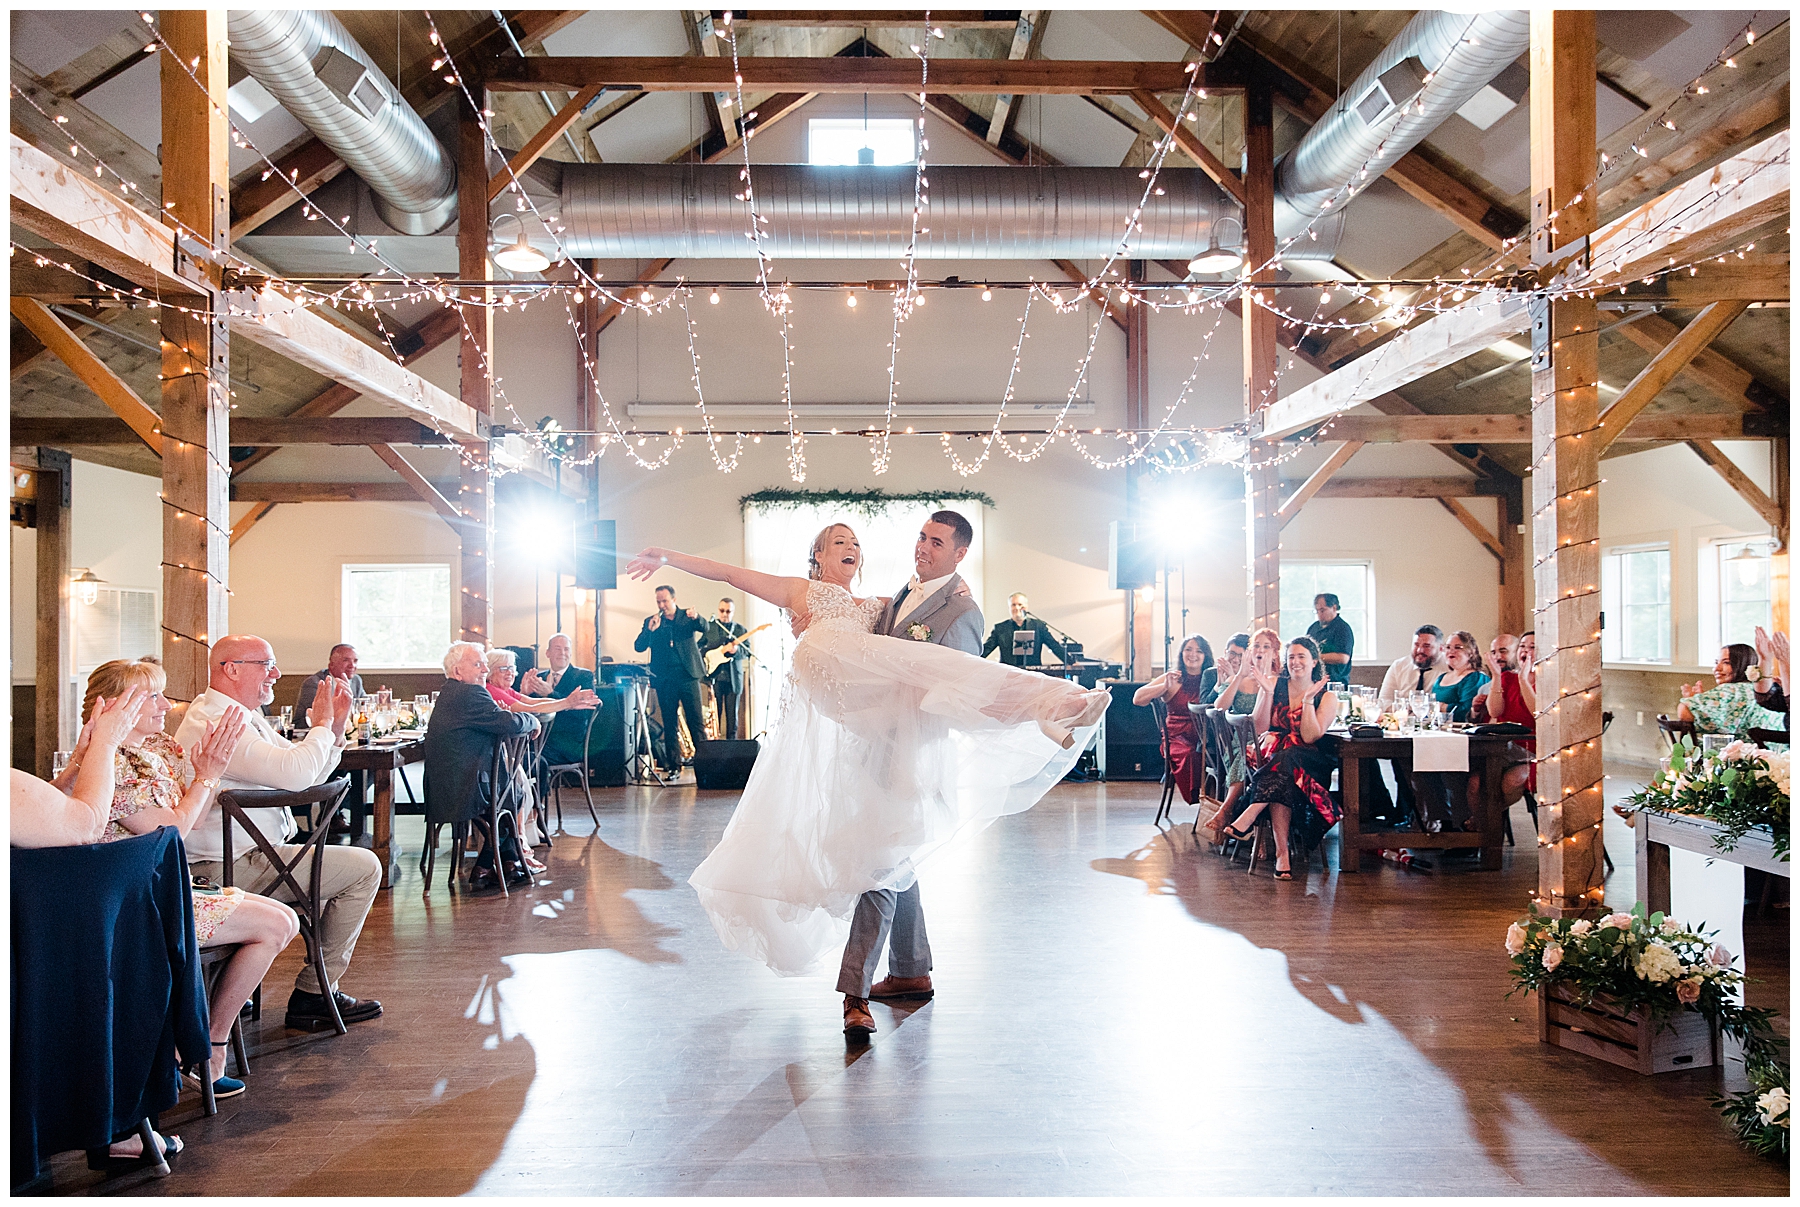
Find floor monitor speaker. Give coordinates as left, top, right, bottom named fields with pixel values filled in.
left=694, top=739, right=760, bottom=791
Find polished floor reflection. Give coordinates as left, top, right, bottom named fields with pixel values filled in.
left=54, top=773, right=1789, bottom=1196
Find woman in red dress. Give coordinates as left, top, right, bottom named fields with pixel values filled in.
left=1132, top=635, right=1217, bottom=806
left=1222, top=637, right=1342, bottom=880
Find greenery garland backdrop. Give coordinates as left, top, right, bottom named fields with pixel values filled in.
left=739, top=488, right=997, bottom=518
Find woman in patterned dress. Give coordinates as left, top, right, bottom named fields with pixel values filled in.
left=1678, top=643, right=1788, bottom=738
left=625, top=523, right=1112, bottom=974
left=79, top=659, right=300, bottom=1100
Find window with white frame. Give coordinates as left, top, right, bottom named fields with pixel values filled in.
left=808, top=117, right=916, bottom=165
left=1701, top=536, right=1773, bottom=655
left=76, top=587, right=158, bottom=674
left=1600, top=544, right=1671, bottom=663
left=341, top=564, right=452, bottom=669
left=1278, top=561, right=1374, bottom=658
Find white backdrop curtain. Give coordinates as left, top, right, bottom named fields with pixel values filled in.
left=740, top=500, right=986, bottom=737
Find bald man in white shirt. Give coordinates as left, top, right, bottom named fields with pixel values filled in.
left=178, top=634, right=384, bottom=1032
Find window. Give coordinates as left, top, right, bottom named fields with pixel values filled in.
left=808, top=118, right=916, bottom=165
left=1279, top=561, right=1374, bottom=658
left=1601, top=544, right=1671, bottom=663
left=76, top=587, right=158, bottom=674
left=1704, top=537, right=1773, bottom=654
left=341, top=564, right=451, bottom=669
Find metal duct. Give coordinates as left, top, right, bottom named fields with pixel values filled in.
left=1273, top=9, right=1531, bottom=257
left=558, top=164, right=1234, bottom=259
left=228, top=10, right=457, bottom=235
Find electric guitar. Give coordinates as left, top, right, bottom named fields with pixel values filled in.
left=703, top=623, right=772, bottom=676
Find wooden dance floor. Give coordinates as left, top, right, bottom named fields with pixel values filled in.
left=56, top=776, right=1789, bottom=1196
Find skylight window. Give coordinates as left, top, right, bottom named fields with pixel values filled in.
left=808, top=118, right=916, bottom=166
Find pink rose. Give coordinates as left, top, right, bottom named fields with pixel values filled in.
left=1708, top=943, right=1733, bottom=968
left=1542, top=943, right=1564, bottom=972
left=1600, top=913, right=1635, bottom=931
left=1505, top=922, right=1527, bottom=956
left=1676, top=977, right=1701, bottom=1004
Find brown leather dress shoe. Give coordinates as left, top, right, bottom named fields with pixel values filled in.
left=843, top=995, right=875, bottom=1041
left=868, top=974, right=934, bottom=1001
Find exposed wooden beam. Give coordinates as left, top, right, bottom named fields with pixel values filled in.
left=708, top=12, right=1022, bottom=28
left=687, top=11, right=739, bottom=153
left=986, top=11, right=1043, bottom=145
left=489, top=83, right=604, bottom=202
left=1242, top=74, right=1280, bottom=633
left=229, top=383, right=359, bottom=475
left=230, top=482, right=426, bottom=503
left=1297, top=412, right=1766, bottom=444
left=1052, top=261, right=1129, bottom=335
left=14, top=416, right=454, bottom=448
left=1277, top=441, right=1363, bottom=528
left=228, top=501, right=277, bottom=546
left=1685, top=439, right=1784, bottom=530
left=590, top=259, right=677, bottom=341
left=1275, top=476, right=1510, bottom=499
left=484, top=56, right=1215, bottom=96
left=1437, top=496, right=1506, bottom=562
left=1130, top=90, right=1246, bottom=205
left=1604, top=255, right=1787, bottom=305
left=33, top=449, right=73, bottom=776
left=11, top=59, right=162, bottom=215
left=1595, top=301, right=1749, bottom=453
left=1612, top=312, right=1780, bottom=412
left=369, top=444, right=462, bottom=525
left=229, top=138, right=348, bottom=241
left=1142, top=11, right=1218, bottom=52
left=10, top=297, right=163, bottom=454
left=42, top=26, right=156, bottom=99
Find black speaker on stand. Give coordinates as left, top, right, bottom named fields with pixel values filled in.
left=1101, top=681, right=1163, bottom=781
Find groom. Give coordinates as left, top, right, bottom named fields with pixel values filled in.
left=840, top=508, right=982, bottom=1044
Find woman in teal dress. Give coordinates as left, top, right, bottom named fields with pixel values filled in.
left=1679, top=643, right=1787, bottom=737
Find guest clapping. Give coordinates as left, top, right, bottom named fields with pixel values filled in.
left=1753, top=625, right=1789, bottom=717
left=1223, top=637, right=1341, bottom=881
left=82, top=658, right=299, bottom=1100
left=1473, top=633, right=1536, bottom=807
left=486, top=648, right=599, bottom=716
left=425, top=642, right=541, bottom=891
left=1413, top=633, right=1488, bottom=834
left=1132, top=635, right=1215, bottom=807
left=1677, top=643, right=1786, bottom=738
left=12, top=689, right=148, bottom=849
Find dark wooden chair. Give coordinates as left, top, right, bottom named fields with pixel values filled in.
left=538, top=707, right=603, bottom=830
left=217, top=777, right=354, bottom=1036
left=194, top=944, right=252, bottom=1117
left=1656, top=714, right=1696, bottom=751
left=1211, top=710, right=1272, bottom=874
left=1149, top=698, right=1179, bottom=827
left=1747, top=726, right=1790, bottom=748
left=1189, top=702, right=1226, bottom=839
left=421, top=734, right=531, bottom=897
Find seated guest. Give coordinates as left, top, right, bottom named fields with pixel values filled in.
left=1307, top=593, right=1354, bottom=687
left=82, top=658, right=299, bottom=1101
left=426, top=642, right=541, bottom=891
left=12, top=689, right=146, bottom=848
left=486, top=647, right=600, bottom=719
left=293, top=643, right=365, bottom=725
left=1678, top=643, right=1787, bottom=738
left=1132, top=634, right=1215, bottom=806
left=1753, top=625, right=1790, bottom=718
left=1205, top=633, right=1250, bottom=705
left=1414, top=632, right=1490, bottom=834
left=1371, top=624, right=1450, bottom=825
left=176, top=634, right=384, bottom=1032
left=1223, top=637, right=1340, bottom=881
left=1473, top=633, right=1537, bottom=807
left=518, top=632, right=601, bottom=762
left=1210, top=630, right=1276, bottom=822
left=982, top=593, right=1069, bottom=667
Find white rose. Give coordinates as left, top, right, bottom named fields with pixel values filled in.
left=1569, top=919, right=1592, bottom=936
left=1660, top=917, right=1681, bottom=935
left=1504, top=922, right=1527, bottom=956
left=1756, top=1087, right=1788, bottom=1127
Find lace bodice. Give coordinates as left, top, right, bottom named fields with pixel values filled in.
left=802, top=580, right=884, bottom=636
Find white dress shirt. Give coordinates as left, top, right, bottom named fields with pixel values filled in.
left=175, top=687, right=344, bottom=863
left=892, top=572, right=956, bottom=628
left=1379, top=652, right=1451, bottom=702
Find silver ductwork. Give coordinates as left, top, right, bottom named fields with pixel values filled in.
left=1273, top=9, right=1531, bottom=258
left=228, top=10, right=458, bottom=235
left=558, top=164, right=1234, bottom=259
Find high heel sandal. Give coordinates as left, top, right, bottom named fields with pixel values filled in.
left=1220, top=820, right=1256, bottom=842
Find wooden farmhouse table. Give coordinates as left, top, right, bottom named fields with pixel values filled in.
left=338, top=737, right=425, bottom=889
left=1321, top=730, right=1529, bottom=872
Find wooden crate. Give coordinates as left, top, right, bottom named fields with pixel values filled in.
left=1538, top=985, right=1722, bottom=1075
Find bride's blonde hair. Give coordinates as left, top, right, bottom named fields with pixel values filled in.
left=807, top=522, right=861, bottom=583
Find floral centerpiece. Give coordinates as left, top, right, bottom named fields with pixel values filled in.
left=1619, top=738, right=1789, bottom=861
left=1505, top=904, right=1787, bottom=1160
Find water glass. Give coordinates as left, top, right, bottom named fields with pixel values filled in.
left=279, top=706, right=294, bottom=733
left=377, top=687, right=393, bottom=711
left=1701, top=733, right=1732, bottom=756
left=1431, top=703, right=1451, bottom=731
left=51, top=750, right=71, bottom=776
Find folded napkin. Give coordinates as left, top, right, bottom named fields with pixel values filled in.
left=1411, top=731, right=1469, bottom=773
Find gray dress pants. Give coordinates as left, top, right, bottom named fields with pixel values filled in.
left=836, top=881, right=932, bottom=997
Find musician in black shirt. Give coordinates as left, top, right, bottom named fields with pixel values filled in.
left=982, top=593, right=1068, bottom=667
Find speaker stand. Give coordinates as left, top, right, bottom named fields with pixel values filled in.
left=626, top=679, right=669, bottom=785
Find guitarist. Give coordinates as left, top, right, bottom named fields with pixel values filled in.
left=701, top=598, right=755, bottom=740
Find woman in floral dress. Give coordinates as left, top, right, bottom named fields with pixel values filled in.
left=79, top=658, right=300, bottom=1101
left=1679, top=643, right=1787, bottom=738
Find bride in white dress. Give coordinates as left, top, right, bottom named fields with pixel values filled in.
left=625, top=525, right=1111, bottom=975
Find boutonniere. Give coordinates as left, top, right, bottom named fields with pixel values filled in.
left=907, top=622, right=932, bottom=642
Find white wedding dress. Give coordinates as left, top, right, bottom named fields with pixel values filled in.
left=689, top=579, right=1101, bottom=975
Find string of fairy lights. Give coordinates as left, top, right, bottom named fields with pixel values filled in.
left=11, top=11, right=1781, bottom=492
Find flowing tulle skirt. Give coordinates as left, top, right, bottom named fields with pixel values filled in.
left=689, top=627, right=1097, bottom=975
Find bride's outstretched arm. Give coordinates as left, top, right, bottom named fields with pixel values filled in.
left=625, top=546, right=810, bottom=613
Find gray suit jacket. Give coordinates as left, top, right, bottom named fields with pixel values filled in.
left=878, top=573, right=983, bottom=657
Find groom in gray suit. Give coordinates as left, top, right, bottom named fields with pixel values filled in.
left=840, top=509, right=982, bottom=1044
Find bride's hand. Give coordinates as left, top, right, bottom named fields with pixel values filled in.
left=951, top=582, right=971, bottom=598
left=624, top=548, right=665, bottom=581
left=788, top=610, right=810, bottom=638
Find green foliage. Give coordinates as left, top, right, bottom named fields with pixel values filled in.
left=1619, top=738, right=1790, bottom=860
left=738, top=488, right=996, bottom=517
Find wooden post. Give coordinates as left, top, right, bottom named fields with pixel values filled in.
left=1498, top=474, right=1528, bottom=636
left=159, top=11, right=230, bottom=700
left=1123, top=259, right=1149, bottom=518
left=1241, top=73, right=1280, bottom=631
left=457, top=93, right=495, bottom=644
left=1529, top=12, right=1605, bottom=916
left=34, top=449, right=72, bottom=776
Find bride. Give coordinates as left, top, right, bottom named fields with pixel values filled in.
left=624, top=524, right=1110, bottom=975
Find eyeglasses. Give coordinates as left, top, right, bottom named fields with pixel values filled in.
left=221, top=658, right=278, bottom=669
